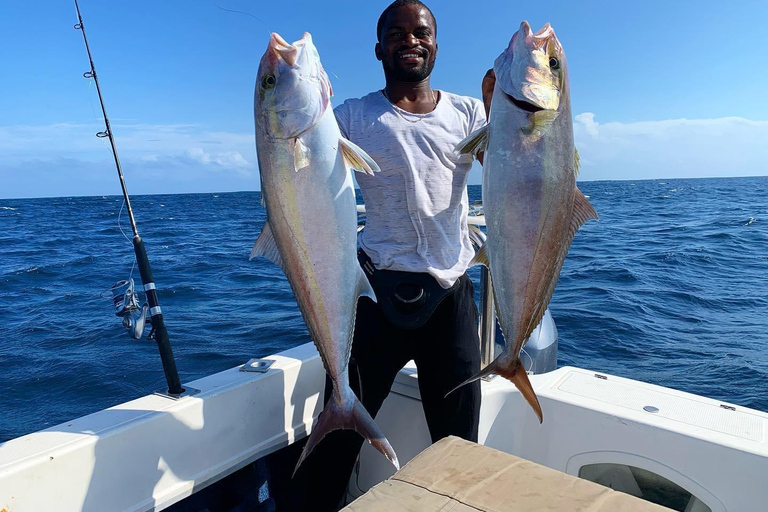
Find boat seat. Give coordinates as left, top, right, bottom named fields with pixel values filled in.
left=341, top=436, right=671, bottom=511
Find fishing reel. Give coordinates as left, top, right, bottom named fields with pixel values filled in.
left=110, top=278, right=149, bottom=340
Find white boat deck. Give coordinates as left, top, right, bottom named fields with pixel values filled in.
left=1, top=342, right=766, bottom=512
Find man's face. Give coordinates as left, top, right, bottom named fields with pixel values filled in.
left=376, top=5, right=438, bottom=82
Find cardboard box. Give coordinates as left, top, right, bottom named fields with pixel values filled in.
left=342, top=436, right=671, bottom=511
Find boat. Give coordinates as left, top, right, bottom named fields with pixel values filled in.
left=1, top=211, right=765, bottom=512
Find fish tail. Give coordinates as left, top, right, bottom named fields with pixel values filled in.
left=293, top=390, right=400, bottom=476
left=444, top=361, right=499, bottom=398
left=445, top=358, right=543, bottom=424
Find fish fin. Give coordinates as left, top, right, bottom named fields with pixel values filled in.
left=358, top=267, right=377, bottom=303
left=294, top=390, right=399, bottom=476
left=456, top=124, right=489, bottom=158
left=522, top=110, right=559, bottom=137
left=469, top=243, right=490, bottom=268
left=446, top=358, right=542, bottom=424
left=521, top=187, right=598, bottom=341
left=294, top=137, right=311, bottom=171
left=249, top=220, right=286, bottom=273
left=574, top=148, right=581, bottom=175
left=339, top=138, right=380, bottom=176
left=572, top=187, right=599, bottom=226
left=445, top=360, right=498, bottom=397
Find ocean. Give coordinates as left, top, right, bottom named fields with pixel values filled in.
left=1, top=177, right=766, bottom=443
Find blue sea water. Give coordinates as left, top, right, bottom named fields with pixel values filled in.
left=0, top=177, right=767, bottom=443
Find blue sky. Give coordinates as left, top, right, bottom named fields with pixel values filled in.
left=2, top=0, right=767, bottom=198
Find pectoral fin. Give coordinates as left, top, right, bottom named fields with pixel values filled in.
left=294, top=137, right=311, bottom=171
left=339, top=138, right=380, bottom=176
left=249, top=220, right=286, bottom=273
left=456, top=124, right=488, bottom=158
left=522, top=110, right=559, bottom=138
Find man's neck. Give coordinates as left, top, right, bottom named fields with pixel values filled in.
left=383, top=78, right=438, bottom=114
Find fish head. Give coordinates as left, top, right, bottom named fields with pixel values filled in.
left=494, top=21, right=567, bottom=113
left=255, top=32, right=333, bottom=139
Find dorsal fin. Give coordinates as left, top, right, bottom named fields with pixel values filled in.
left=574, top=147, right=581, bottom=175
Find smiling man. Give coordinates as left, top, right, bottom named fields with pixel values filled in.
left=295, top=1, right=490, bottom=509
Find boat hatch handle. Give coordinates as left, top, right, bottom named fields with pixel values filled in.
left=720, top=404, right=736, bottom=411
left=595, top=374, right=608, bottom=380
left=241, top=358, right=276, bottom=373
left=643, top=406, right=659, bottom=413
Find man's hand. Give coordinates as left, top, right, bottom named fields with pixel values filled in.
left=482, top=68, right=495, bottom=118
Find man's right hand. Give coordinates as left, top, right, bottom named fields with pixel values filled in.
left=482, top=68, right=495, bottom=118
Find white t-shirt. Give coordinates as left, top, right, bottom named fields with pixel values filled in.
left=334, top=90, right=486, bottom=288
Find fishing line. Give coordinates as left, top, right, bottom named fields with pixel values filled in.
left=214, top=4, right=272, bottom=39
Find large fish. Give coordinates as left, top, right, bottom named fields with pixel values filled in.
left=252, top=32, right=399, bottom=472
left=452, top=22, right=598, bottom=422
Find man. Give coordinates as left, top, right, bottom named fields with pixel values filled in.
left=294, top=2, right=493, bottom=510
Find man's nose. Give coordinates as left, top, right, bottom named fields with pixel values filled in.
left=403, top=32, right=419, bottom=46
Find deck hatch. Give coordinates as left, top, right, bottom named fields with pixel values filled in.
left=557, top=371, right=764, bottom=442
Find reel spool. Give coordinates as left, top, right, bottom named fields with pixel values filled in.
left=110, top=278, right=148, bottom=340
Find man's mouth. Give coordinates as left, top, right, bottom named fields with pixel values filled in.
left=398, top=50, right=425, bottom=61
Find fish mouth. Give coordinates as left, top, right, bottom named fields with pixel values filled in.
left=270, top=32, right=311, bottom=67
left=508, top=93, right=544, bottom=113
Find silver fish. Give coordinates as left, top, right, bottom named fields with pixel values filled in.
left=252, top=32, right=399, bottom=472
left=452, top=22, right=598, bottom=422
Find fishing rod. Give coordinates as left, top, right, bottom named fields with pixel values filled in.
left=73, top=0, right=187, bottom=397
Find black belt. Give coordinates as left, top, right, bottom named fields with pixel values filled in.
left=358, top=249, right=460, bottom=329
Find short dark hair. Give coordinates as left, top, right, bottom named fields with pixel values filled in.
left=376, top=0, right=437, bottom=42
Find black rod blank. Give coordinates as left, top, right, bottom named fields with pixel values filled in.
left=73, top=0, right=184, bottom=395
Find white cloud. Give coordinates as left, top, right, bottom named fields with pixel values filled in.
left=186, top=147, right=251, bottom=172
left=0, top=122, right=259, bottom=198
left=573, top=113, right=768, bottom=181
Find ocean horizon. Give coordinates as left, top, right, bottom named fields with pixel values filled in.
left=1, top=175, right=766, bottom=443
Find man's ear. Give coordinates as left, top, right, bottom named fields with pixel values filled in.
left=375, top=42, right=382, bottom=61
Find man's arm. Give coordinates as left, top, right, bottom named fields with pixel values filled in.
left=476, top=68, right=495, bottom=165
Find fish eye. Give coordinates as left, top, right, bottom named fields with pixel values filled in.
left=262, top=74, right=276, bottom=89
left=549, top=57, right=560, bottom=70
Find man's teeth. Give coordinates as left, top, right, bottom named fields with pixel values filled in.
left=400, top=53, right=421, bottom=58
